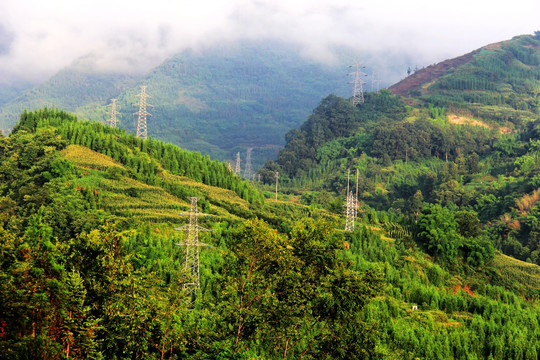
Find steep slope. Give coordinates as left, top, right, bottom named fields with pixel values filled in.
left=2, top=108, right=540, bottom=359
left=97, top=40, right=350, bottom=167
left=388, top=49, right=480, bottom=96
left=264, top=35, right=540, bottom=267
left=389, top=33, right=540, bottom=126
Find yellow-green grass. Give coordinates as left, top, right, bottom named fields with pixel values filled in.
left=162, top=173, right=249, bottom=205
left=61, top=145, right=245, bottom=222
left=62, top=144, right=125, bottom=170
left=492, top=253, right=540, bottom=290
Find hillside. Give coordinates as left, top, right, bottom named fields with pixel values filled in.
left=0, top=40, right=352, bottom=169
left=0, top=70, right=139, bottom=132
left=389, top=33, right=540, bottom=126
left=266, top=34, right=540, bottom=267
left=2, top=108, right=540, bottom=358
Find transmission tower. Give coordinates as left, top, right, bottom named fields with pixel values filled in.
left=345, top=169, right=357, bottom=232
left=175, top=197, right=212, bottom=305
left=349, top=62, right=367, bottom=106
left=235, top=152, right=241, bottom=175
left=135, top=85, right=151, bottom=139
left=275, top=171, right=279, bottom=201
left=244, top=147, right=253, bottom=179
left=107, top=99, right=119, bottom=128
left=371, top=72, right=381, bottom=93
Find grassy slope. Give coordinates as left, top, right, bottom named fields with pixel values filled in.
left=389, top=34, right=540, bottom=127
left=62, top=144, right=249, bottom=223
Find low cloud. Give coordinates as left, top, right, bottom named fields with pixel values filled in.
left=0, top=0, right=538, bottom=85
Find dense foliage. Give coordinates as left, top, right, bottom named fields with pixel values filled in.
left=264, top=34, right=540, bottom=264
left=3, top=33, right=540, bottom=358
left=1, top=107, right=540, bottom=359
left=392, top=34, right=540, bottom=126
left=13, top=108, right=262, bottom=205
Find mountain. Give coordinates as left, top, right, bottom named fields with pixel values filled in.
left=389, top=33, right=540, bottom=125
left=0, top=40, right=360, bottom=169
left=1, top=108, right=539, bottom=359
left=266, top=33, right=540, bottom=265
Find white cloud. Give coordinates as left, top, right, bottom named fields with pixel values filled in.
left=0, top=0, right=538, bottom=84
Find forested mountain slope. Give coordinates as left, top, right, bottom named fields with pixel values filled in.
left=0, top=41, right=351, bottom=168
left=0, top=70, right=139, bottom=133
left=265, top=33, right=540, bottom=266
left=1, top=108, right=540, bottom=359
left=389, top=33, right=540, bottom=126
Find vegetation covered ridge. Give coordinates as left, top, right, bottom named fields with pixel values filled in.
left=262, top=43, right=540, bottom=264
left=1, top=107, right=540, bottom=359
left=13, top=107, right=263, bottom=205
left=389, top=33, right=540, bottom=126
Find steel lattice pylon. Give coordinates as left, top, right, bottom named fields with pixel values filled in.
left=175, top=197, right=212, bottom=304
left=244, top=147, right=253, bottom=180
left=107, top=99, right=119, bottom=128
left=349, top=62, right=367, bottom=106
left=135, top=86, right=151, bottom=139
left=345, top=191, right=356, bottom=232
left=344, top=169, right=359, bottom=232
left=234, top=152, right=241, bottom=175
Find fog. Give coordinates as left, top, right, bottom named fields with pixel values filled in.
left=0, top=0, right=538, bottom=85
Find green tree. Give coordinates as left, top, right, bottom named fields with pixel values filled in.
left=417, top=204, right=463, bottom=266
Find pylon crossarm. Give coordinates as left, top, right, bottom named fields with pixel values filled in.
left=175, top=242, right=212, bottom=247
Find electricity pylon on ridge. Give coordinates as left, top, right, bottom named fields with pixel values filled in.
left=244, top=147, right=253, bottom=180
left=345, top=169, right=359, bottom=232
left=349, top=62, right=367, bottom=106
left=235, top=152, right=241, bottom=175
left=175, top=197, right=212, bottom=305
left=107, top=99, right=119, bottom=128
left=135, top=85, right=151, bottom=139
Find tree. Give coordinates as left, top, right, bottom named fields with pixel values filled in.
left=417, top=204, right=463, bottom=266
left=409, top=190, right=424, bottom=217
left=217, top=218, right=383, bottom=358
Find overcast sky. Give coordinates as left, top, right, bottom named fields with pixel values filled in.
left=0, top=0, right=538, bottom=85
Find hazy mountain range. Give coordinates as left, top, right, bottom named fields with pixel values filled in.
left=0, top=40, right=411, bottom=167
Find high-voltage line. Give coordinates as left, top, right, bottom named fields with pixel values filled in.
left=135, top=85, right=151, bottom=139
left=349, top=62, right=367, bottom=106
left=107, top=99, right=119, bottom=128
left=175, top=197, right=212, bottom=305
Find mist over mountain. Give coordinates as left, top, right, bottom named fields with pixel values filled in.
left=0, top=40, right=411, bottom=167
